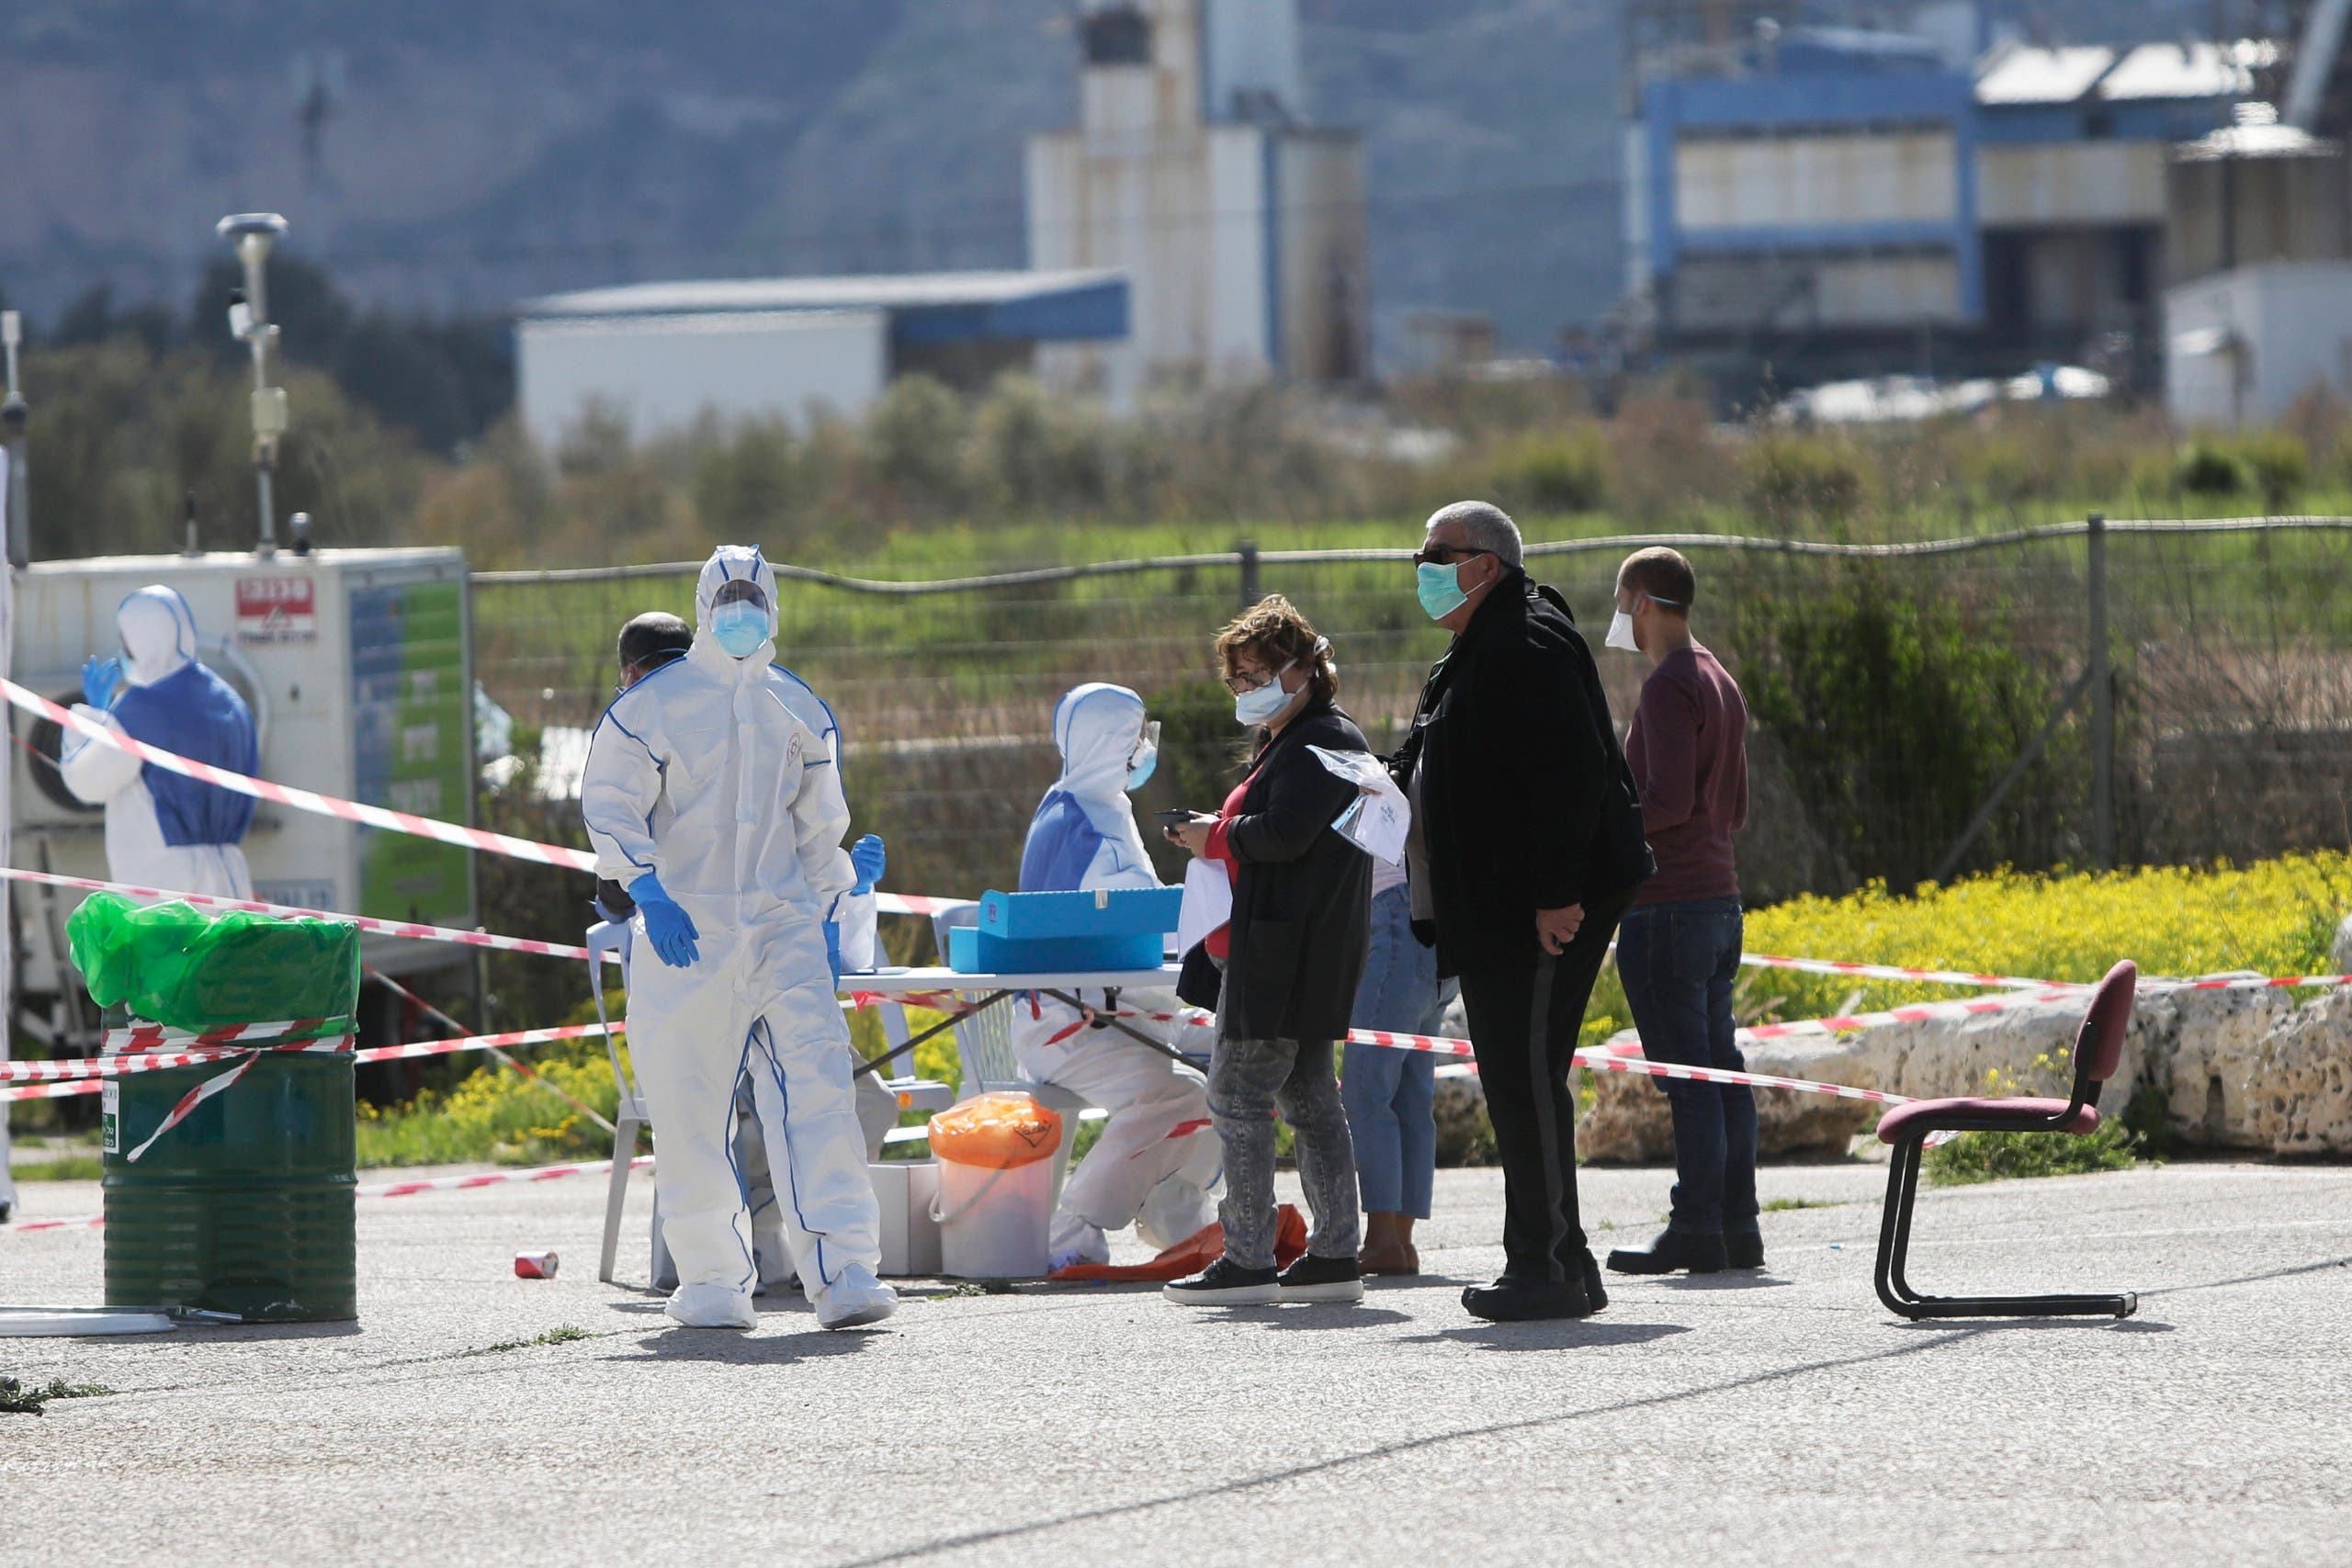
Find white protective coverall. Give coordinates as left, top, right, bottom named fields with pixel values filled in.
left=1014, top=683, right=1222, bottom=1270
left=581, top=546, right=891, bottom=1329
left=61, top=586, right=257, bottom=898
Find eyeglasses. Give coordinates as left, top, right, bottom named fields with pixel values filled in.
left=1412, top=544, right=1495, bottom=569
left=1223, top=670, right=1277, bottom=695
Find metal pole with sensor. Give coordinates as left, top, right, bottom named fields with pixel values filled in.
left=217, top=212, right=290, bottom=558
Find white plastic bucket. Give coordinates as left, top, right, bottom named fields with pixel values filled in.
left=931, top=1155, right=1052, bottom=1280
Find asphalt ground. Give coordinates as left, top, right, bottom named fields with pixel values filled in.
left=4, top=1155, right=2348, bottom=1567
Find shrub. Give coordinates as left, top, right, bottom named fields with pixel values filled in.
left=1736, top=580, right=2068, bottom=887
left=1925, top=1060, right=2141, bottom=1184
left=1495, top=426, right=1609, bottom=513
left=1741, top=432, right=1865, bottom=526
left=2234, top=429, right=2309, bottom=513
left=1738, top=852, right=2352, bottom=1022
left=2175, top=439, right=2248, bottom=497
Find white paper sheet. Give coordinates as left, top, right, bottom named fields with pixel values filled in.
left=1308, top=745, right=1409, bottom=865
left=1176, top=855, right=1233, bottom=956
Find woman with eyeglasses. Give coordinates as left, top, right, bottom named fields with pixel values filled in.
left=1160, top=595, right=1373, bottom=1306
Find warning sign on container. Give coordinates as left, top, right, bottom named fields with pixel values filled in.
left=236, top=577, right=317, bottom=642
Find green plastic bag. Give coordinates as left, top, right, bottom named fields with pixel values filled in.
left=66, top=894, right=360, bottom=1032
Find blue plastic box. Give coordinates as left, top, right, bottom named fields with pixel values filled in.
left=946, top=887, right=1182, bottom=975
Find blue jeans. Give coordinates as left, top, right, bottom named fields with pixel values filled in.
left=1341, top=884, right=1455, bottom=1218
left=1615, top=897, right=1758, bottom=1239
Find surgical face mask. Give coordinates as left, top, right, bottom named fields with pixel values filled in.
left=1233, top=663, right=1298, bottom=728
left=1125, top=720, right=1160, bottom=793
left=1605, top=608, right=1639, bottom=652
left=711, top=602, right=769, bottom=659
left=1417, top=560, right=1470, bottom=622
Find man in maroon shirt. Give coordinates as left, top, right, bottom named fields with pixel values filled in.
left=1602, top=547, right=1764, bottom=1277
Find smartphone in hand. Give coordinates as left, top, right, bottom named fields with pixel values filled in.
left=1154, top=808, right=1199, bottom=829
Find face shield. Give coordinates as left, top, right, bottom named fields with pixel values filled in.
left=1125, top=719, right=1161, bottom=793
left=709, top=580, right=773, bottom=659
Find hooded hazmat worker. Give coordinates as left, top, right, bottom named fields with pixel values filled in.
left=580, top=545, right=895, bottom=1331
left=1015, top=682, right=1223, bottom=1271
left=62, top=586, right=259, bottom=897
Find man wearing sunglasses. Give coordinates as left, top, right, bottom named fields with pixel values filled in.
left=1392, top=501, right=1655, bottom=1322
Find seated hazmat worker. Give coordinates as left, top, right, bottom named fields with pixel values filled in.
left=62, top=585, right=259, bottom=897
left=596, top=610, right=895, bottom=1295
left=1016, top=682, right=1223, bottom=1271
left=581, top=546, right=896, bottom=1331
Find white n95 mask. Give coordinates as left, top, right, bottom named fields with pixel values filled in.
left=1605, top=609, right=1639, bottom=652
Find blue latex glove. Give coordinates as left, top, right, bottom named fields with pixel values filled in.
left=823, top=919, right=843, bottom=989
left=850, top=833, right=886, bottom=896
left=628, top=871, right=699, bottom=969
left=81, top=655, right=122, bottom=710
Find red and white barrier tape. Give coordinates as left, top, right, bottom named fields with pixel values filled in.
left=6, top=1021, right=617, bottom=1085
left=4, top=681, right=957, bottom=919
left=120, top=1051, right=265, bottom=1162
left=6, top=1154, right=661, bottom=1233
left=0, top=865, right=606, bottom=964
left=104, top=1017, right=351, bottom=1051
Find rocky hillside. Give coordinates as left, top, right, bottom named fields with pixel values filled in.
left=0, top=0, right=2225, bottom=356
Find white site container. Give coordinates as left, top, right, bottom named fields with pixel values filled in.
left=931, top=1154, right=1052, bottom=1280
left=871, top=1160, right=943, bottom=1278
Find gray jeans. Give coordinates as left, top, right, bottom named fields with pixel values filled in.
left=1208, top=1032, right=1363, bottom=1271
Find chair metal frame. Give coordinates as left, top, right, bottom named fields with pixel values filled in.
left=1872, top=959, right=2141, bottom=1322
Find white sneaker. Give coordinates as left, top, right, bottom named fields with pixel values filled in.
left=812, top=1264, right=899, bottom=1329
left=665, top=1282, right=758, bottom=1330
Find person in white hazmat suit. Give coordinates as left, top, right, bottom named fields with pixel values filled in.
left=1016, top=683, right=1223, bottom=1271
left=61, top=585, right=258, bottom=897
left=580, top=546, right=895, bottom=1331
left=600, top=612, right=894, bottom=1295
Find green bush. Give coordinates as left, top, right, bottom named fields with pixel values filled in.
left=1495, top=427, right=1609, bottom=513
left=1927, top=1121, right=2140, bottom=1184
left=2235, top=430, right=2309, bottom=512
left=1736, top=579, right=2070, bottom=887
left=1741, top=432, right=1865, bottom=526
left=2175, top=439, right=2248, bottom=496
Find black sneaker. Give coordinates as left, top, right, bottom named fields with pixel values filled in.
left=1725, top=1233, right=1766, bottom=1270
left=1163, top=1257, right=1280, bottom=1305
left=1461, top=1273, right=1596, bottom=1322
left=1607, top=1228, right=1728, bottom=1275
left=1277, top=1252, right=1365, bottom=1303
left=1582, top=1250, right=1609, bottom=1313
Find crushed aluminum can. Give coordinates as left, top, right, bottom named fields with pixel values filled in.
left=514, top=1249, right=560, bottom=1280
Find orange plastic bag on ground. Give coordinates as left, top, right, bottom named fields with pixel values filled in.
left=927, top=1091, right=1065, bottom=1170
left=1049, top=1204, right=1309, bottom=1282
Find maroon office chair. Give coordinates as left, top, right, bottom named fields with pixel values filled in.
left=1871, top=959, right=2139, bottom=1321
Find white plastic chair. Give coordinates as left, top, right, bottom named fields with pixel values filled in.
left=588, top=918, right=648, bottom=1285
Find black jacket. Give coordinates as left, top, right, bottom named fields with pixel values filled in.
left=1217, top=698, right=1374, bottom=1043
left=1393, top=571, right=1654, bottom=976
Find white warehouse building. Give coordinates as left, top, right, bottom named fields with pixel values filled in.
left=514, top=269, right=1129, bottom=449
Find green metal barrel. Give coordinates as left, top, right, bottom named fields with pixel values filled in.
left=103, top=1051, right=357, bottom=1322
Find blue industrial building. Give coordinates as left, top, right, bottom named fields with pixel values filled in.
left=1624, top=25, right=2267, bottom=389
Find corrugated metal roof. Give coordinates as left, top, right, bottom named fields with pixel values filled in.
left=2098, top=40, right=2262, bottom=102
left=1975, top=45, right=2115, bottom=107
left=520, top=269, right=1127, bottom=321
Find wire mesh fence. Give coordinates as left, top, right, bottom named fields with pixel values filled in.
left=469, top=515, right=2352, bottom=929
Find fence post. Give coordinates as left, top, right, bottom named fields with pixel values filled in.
left=2087, top=511, right=2113, bottom=869
left=1238, top=538, right=1261, bottom=608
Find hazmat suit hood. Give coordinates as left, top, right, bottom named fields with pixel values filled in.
left=1019, top=683, right=1161, bottom=893
left=118, top=586, right=199, bottom=687
left=694, top=544, right=778, bottom=660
